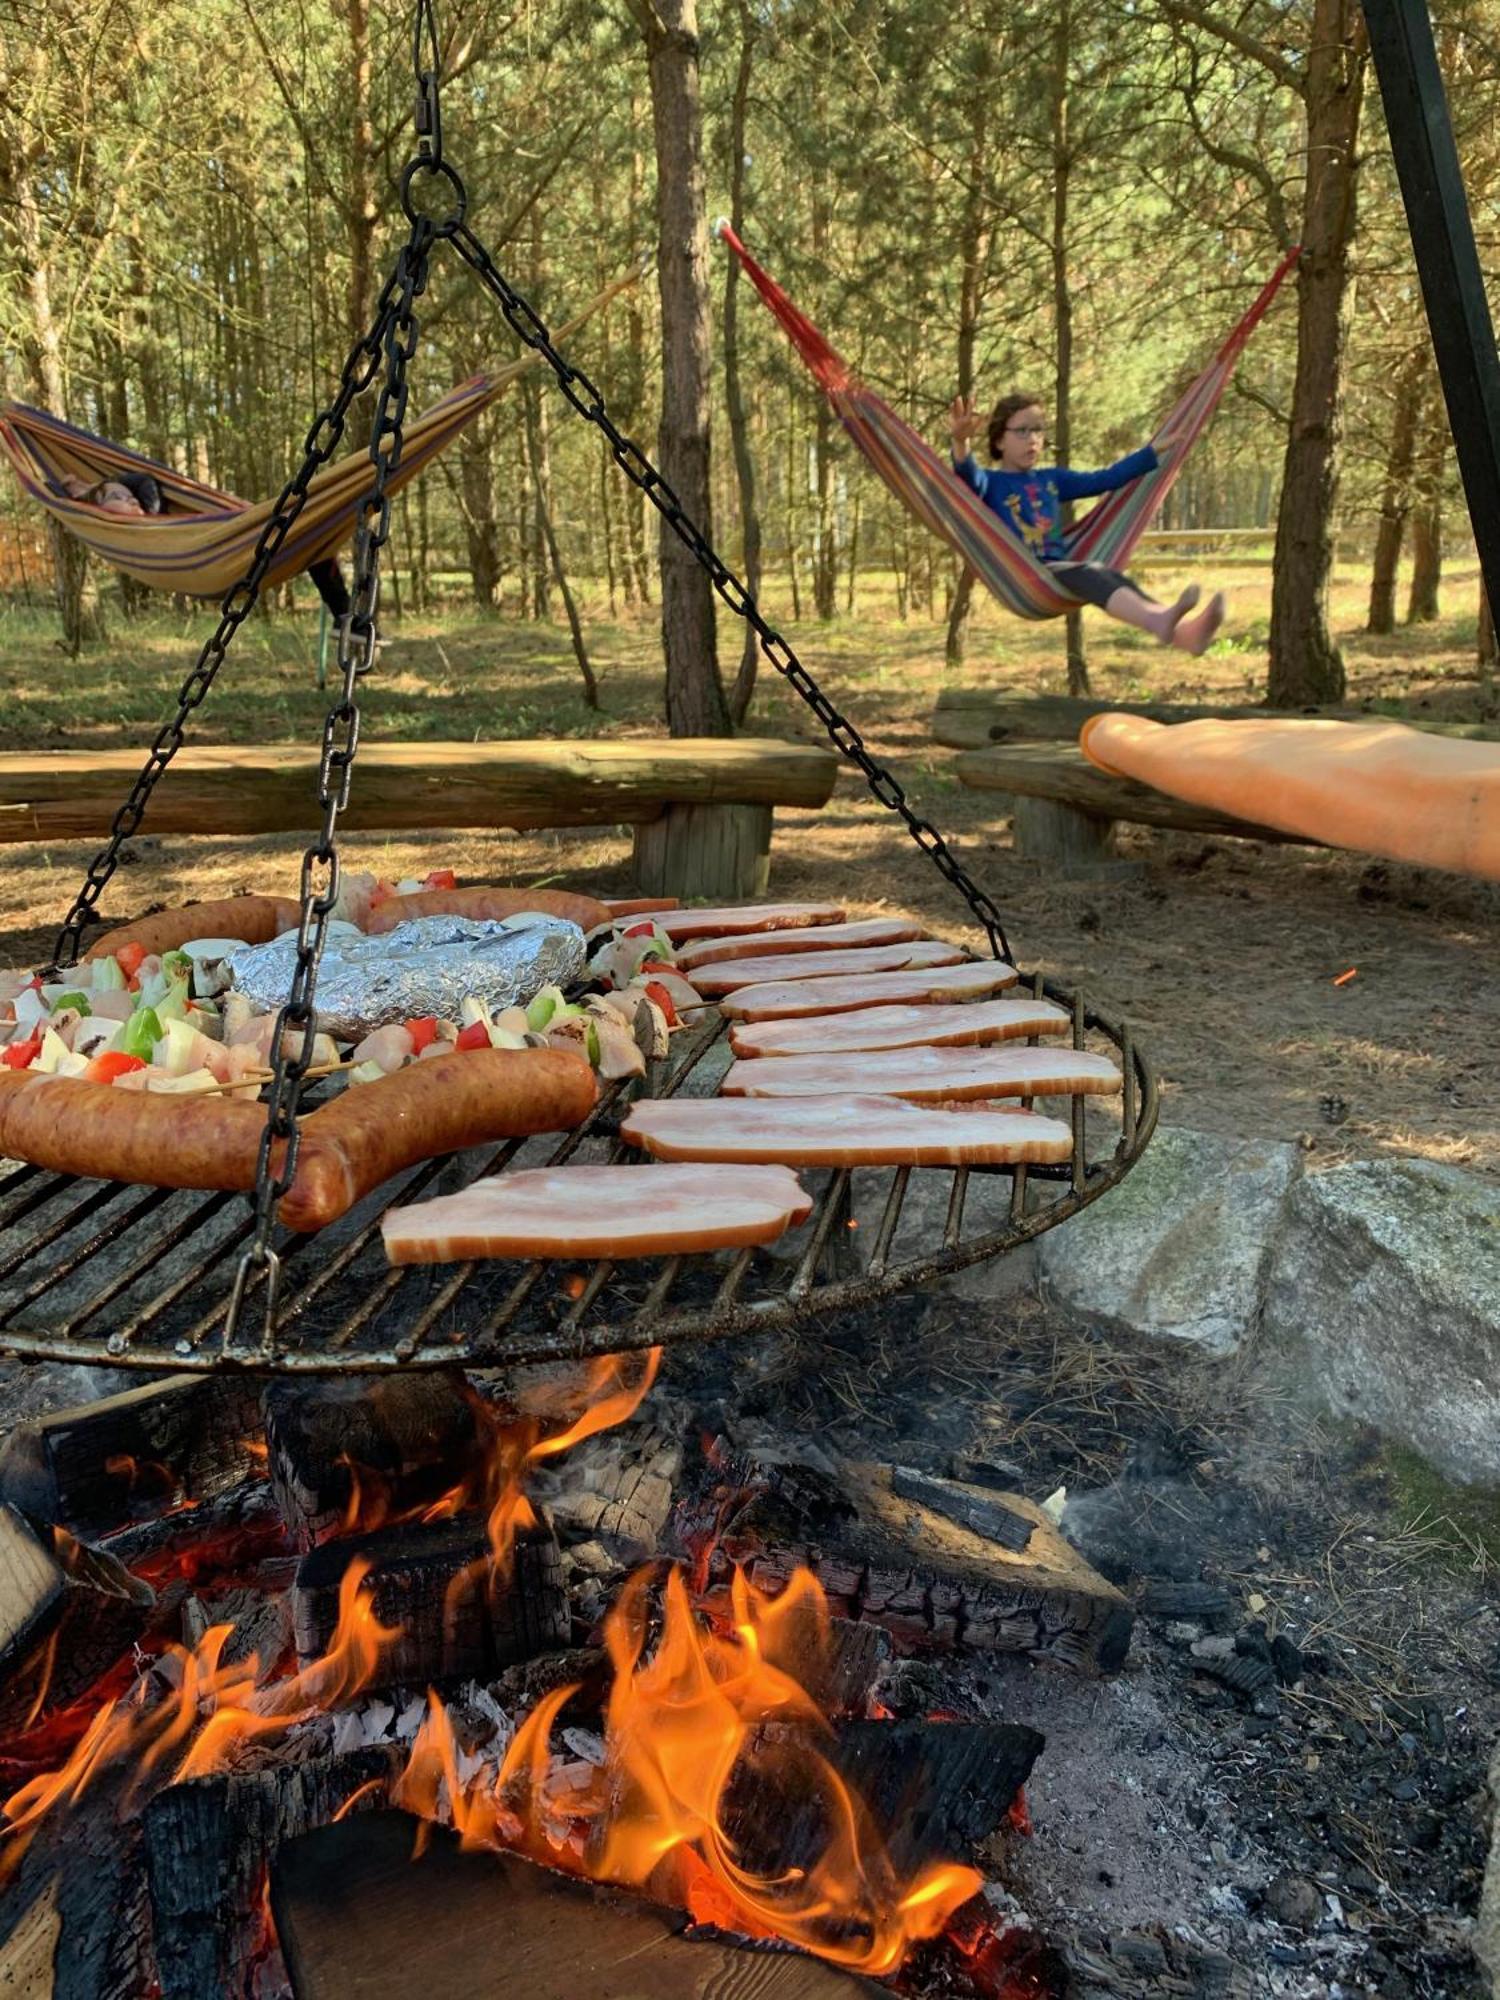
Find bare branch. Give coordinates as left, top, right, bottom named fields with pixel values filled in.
left=1159, top=0, right=1302, bottom=93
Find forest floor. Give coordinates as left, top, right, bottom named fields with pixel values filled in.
left=0, top=552, right=1495, bottom=1177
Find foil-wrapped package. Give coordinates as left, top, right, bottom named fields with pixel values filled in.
left=228, top=915, right=586, bottom=1040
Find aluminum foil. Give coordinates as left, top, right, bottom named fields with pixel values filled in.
left=228, top=914, right=586, bottom=1040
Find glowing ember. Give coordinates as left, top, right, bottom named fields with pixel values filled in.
left=398, top=1561, right=981, bottom=1978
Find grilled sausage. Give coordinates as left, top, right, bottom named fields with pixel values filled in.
left=280, top=1045, right=598, bottom=1231
left=0, top=1047, right=596, bottom=1233
left=83, top=896, right=304, bottom=963
left=363, top=885, right=610, bottom=936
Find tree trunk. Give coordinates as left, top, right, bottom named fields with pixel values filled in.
left=724, top=1, right=763, bottom=724
left=1050, top=4, right=1088, bottom=697
left=946, top=47, right=994, bottom=670
left=524, top=387, right=598, bottom=708
left=1477, top=580, right=1497, bottom=701
left=1366, top=345, right=1427, bottom=634
left=344, top=0, right=377, bottom=349
left=456, top=426, right=501, bottom=611
left=630, top=0, right=730, bottom=735
left=1405, top=441, right=1443, bottom=623
left=1267, top=0, right=1366, bottom=706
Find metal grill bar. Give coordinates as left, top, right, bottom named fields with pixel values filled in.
left=0, top=973, right=1156, bottom=1375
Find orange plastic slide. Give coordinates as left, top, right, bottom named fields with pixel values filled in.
left=1079, top=714, right=1500, bottom=880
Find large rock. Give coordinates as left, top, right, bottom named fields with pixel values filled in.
left=1036, top=1126, right=1302, bottom=1355
left=1263, top=1158, right=1500, bottom=1487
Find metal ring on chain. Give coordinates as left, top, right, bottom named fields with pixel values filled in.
left=400, top=157, right=466, bottom=234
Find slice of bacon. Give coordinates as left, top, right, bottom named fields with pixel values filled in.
left=620, top=1095, right=1072, bottom=1167
left=651, top=902, right=846, bottom=940
left=381, top=1162, right=812, bottom=1263
left=674, top=917, right=927, bottom=970
left=718, top=961, right=1023, bottom=1020
left=690, top=940, right=962, bottom=996
left=730, top=998, right=1069, bottom=1057
left=721, top=1044, right=1120, bottom=1102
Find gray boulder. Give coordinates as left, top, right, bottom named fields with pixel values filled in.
left=1036, top=1126, right=1303, bottom=1355
left=1263, top=1158, right=1500, bottom=1486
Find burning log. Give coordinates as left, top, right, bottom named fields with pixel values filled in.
left=727, top=1719, right=1042, bottom=1882
left=291, top=1517, right=568, bottom=1691
left=541, top=1425, right=683, bottom=1556
left=670, top=1446, right=1131, bottom=1675
left=181, top=1584, right=294, bottom=1679
left=263, top=1371, right=487, bottom=1550
left=271, top=1810, right=887, bottom=1998
left=0, top=1504, right=154, bottom=1739
left=0, top=1799, right=152, bottom=2000
left=143, top=1742, right=400, bottom=2000
left=0, top=1374, right=264, bottom=1537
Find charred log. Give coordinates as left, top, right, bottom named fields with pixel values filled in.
left=291, top=1516, right=568, bottom=1691
left=889, top=1466, right=1035, bottom=1554
left=0, top=1374, right=263, bottom=1537
left=669, top=1445, right=1130, bottom=1674
left=181, top=1584, right=294, bottom=1679
left=0, top=1793, right=151, bottom=2000
left=271, top=1810, right=884, bottom=1998
left=143, top=1742, right=400, bottom=2000
left=263, top=1370, right=487, bottom=1550
left=726, top=1718, right=1043, bottom=1879
left=0, top=1504, right=154, bottom=1739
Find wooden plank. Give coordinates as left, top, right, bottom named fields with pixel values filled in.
left=272, top=1812, right=884, bottom=1999
left=0, top=739, right=839, bottom=845
left=0, top=1505, right=154, bottom=1738
left=955, top=744, right=1307, bottom=846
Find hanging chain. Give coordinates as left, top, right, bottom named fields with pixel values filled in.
left=45, top=266, right=423, bottom=978
left=224, top=220, right=434, bottom=1352
left=449, top=224, right=1013, bottom=965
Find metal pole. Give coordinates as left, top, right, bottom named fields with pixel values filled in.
left=1362, top=0, right=1500, bottom=625
left=315, top=599, right=330, bottom=691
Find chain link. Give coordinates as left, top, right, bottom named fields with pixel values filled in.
left=449, top=223, right=1013, bottom=964
left=224, top=221, right=434, bottom=1352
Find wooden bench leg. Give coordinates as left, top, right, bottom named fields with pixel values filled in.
left=631, top=801, right=773, bottom=900
left=1009, top=794, right=1118, bottom=865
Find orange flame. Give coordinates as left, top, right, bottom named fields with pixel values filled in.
left=0, top=1560, right=398, bottom=1874
left=336, top=1349, right=661, bottom=1579
left=399, top=1560, right=979, bottom=1978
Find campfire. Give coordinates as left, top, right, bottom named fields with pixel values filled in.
left=0, top=1355, right=1115, bottom=1997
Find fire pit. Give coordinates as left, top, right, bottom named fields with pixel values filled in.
left=0, top=975, right=1154, bottom=1375
left=0, top=1355, right=1123, bottom=1998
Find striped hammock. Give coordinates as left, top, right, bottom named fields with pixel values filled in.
left=0, top=269, right=639, bottom=602
left=718, top=226, right=1298, bottom=622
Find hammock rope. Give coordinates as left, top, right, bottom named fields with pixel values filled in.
left=0, top=268, right=640, bottom=602
left=718, top=225, right=1299, bottom=622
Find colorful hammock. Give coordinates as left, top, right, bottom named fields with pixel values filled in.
left=718, top=225, right=1298, bottom=621
left=0, top=270, right=639, bottom=602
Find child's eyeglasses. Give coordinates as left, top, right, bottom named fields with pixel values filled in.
left=1005, top=423, right=1047, bottom=438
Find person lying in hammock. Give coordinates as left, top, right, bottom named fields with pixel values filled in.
left=948, top=393, right=1226, bottom=655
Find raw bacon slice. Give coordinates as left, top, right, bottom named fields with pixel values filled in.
left=652, top=902, right=846, bottom=941
left=382, top=1162, right=812, bottom=1264
left=690, top=941, right=962, bottom=995
left=674, top=917, right=927, bottom=970
left=719, top=961, right=1025, bottom=1020
left=620, top=1095, right=1072, bottom=1167
left=731, top=998, right=1066, bottom=1057
left=721, top=1045, right=1120, bottom=1102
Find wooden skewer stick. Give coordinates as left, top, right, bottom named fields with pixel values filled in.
left=186, top=1059, right=354, bottom=1098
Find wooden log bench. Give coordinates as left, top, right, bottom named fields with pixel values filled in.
left=955, top=742, right=1307, bottom=864
left=0, top=737, right=840, bottom=902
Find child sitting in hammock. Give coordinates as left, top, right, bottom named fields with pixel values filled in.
left=948, top=393, right=1225, bottom=655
